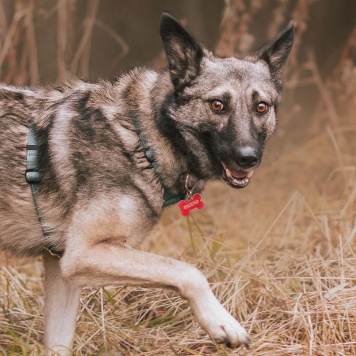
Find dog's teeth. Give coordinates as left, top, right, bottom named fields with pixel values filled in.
left=247, top=171, right=254, bottom=178
left=225, top=168, right=232, bottom=178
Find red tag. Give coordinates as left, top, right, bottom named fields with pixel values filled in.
left=178, top=193, right=204, bottom=216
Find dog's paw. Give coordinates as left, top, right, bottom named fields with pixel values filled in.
left=189, top=291, right=250, bottom=348
left=181, top=267, right=250, bottom=348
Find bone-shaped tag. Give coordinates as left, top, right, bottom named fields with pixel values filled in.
left=178, top=193, right=204, bottom=216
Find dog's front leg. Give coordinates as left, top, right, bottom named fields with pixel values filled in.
left=61, top=242, right=250, bottom=348
left=43, top=252, right=82, bottom=355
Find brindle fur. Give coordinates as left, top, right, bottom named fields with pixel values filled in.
left=0, top=14, right=294, bottom=354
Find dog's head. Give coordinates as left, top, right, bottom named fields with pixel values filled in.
left=159, top=13, right=295, bottom=189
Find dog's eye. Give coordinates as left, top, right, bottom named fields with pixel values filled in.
left=256, top=102, right=269, bottom=114
left=210, top=100, right=224, bottom=112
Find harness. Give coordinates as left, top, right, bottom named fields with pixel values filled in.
left=25, top=118, right=188, bottom=257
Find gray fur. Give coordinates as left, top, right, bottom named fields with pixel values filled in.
left=0, top=13, right=294, bottom=351
left=0, top=14, right=295, bottom=255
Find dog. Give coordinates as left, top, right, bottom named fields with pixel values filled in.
left=0, top=13, right=294, bottom=354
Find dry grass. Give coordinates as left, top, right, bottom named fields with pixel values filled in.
left=0, top=0, right=356, bottom=355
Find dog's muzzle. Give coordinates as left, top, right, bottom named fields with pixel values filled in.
left=220, top=146, right=259, bottom=189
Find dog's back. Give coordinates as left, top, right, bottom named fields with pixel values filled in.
left=0, top=72, right=165, bottom=256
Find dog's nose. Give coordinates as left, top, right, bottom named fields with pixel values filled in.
left=235, top=146, right=260, bottom=169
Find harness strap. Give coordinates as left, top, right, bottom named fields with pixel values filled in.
left=131, top=115, right=186, bottom=207
left=25, top=125, right=41, bottom=188
left=25, top=123, right=63, bottom=258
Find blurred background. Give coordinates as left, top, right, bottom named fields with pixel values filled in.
left=0, top=0, right=354, bottom=250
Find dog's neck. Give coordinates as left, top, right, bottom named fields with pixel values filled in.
left=130, top=113, right=187, bottom=207
left=151, top=71, right=206, bottom=194
left=119, top=69, right=206, bottom=204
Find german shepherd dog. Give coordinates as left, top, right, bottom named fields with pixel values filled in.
left=0, top=13, right=294, bottom=354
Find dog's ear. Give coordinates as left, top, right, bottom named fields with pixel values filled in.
left=256, top=21, right=295, bottom=86
left=160, top=13, right=204, bottom=91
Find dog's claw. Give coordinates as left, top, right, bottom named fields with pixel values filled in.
left=223, top=329, right=250, bottom=349
left=206, top=321, right=250, bottom=349
left=225, top=339, right=232, bottom=348
left=215, top=332, right=250, bottom=349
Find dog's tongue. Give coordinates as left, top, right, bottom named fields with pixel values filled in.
left=227, top=167, right=249, bottom=178
left=221, top=162, right=253, bottom=179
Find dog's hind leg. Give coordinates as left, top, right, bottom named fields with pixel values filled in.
left=43, top=252, right=82, bottom=356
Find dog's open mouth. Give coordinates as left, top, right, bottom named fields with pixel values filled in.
left=221, top=161, right=253, bottom=189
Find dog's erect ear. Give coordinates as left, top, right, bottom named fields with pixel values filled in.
left=257, top=21, right=295, bottom=87
left=160, top=13, right=204, bottom=90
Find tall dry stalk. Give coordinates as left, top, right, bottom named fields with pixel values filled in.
left=289, top=0, right=313, bottom=68
left=57, top=0, right=68, bottom=81
left=24, top=0, right=38, bottom=84
left=267, top=0, right=289, bottom=40
left=215, top=0, right=263, bottom=57
left=70, top=0, right=100, bottom=78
